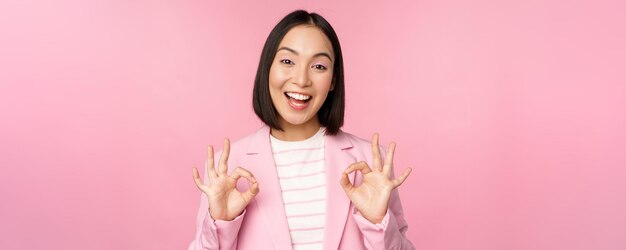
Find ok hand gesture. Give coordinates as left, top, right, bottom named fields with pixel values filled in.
left=192, top=139, right=259, bottom=221
left=340, top=134, right=412, bottom=224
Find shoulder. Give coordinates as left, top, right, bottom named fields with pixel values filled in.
left=213, top=126, right=269, bottom=163
left=332, top=129, right=387, bottom=161
left=230, top=127, right=267, bottom=148
left=337, top=130, right=371, bottom=149
left=329, top=129, right=380, bottom=161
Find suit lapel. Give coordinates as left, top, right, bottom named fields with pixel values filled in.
left=243, top=126, right=357, bottom=250
left=323, top=130, right=356, bottom=250
left=243, top=126, right=292, bottom=250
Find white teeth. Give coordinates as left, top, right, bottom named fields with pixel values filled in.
left=286, top=92, right=311, bottom=101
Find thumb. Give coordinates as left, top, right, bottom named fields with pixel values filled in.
left=242, top=179, right=259, bottom=203
left=339, top=172, right=353, bottom=193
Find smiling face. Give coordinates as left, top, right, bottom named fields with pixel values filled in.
left=268, top=24, right=335, bottom=131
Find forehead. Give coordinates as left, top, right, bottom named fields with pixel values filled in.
left=278, top=25, right=334, bottom=57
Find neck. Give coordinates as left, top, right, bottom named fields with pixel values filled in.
left=271, top=118, right=322, bottom=141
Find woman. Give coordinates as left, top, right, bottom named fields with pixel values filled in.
left=189, top=10, right=414, bottom=250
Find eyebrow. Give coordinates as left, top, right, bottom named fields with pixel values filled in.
left=277, top=46, right=333, bottom=62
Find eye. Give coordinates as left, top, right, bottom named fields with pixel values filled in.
left=280, top=59, right=294, bottom=65
left=312, top=64, right=327, bottom=71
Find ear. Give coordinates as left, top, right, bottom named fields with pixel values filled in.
left=330, top=80, right=335, bottom=91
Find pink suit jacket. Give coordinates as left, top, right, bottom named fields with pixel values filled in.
left=189, top=126, right=414, bottom=250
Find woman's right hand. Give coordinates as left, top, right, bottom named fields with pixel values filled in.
left=192, top=138, right=259, bottom=221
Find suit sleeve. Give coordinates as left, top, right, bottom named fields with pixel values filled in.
left=188, top=159, right=245, bottom=250
left=352, top=189, right=414, bottom=249
left=352, top=145, right=415, bottom=250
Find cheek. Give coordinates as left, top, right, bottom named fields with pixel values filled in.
left=269, top=64, right=290, bottom=86
left=268, top=66, right=287, bottom=103
left=268, top=65, right=280, bottom=88
left=313, top=73, right=334, bottom=91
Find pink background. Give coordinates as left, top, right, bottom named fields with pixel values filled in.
left=1, top=0, right=625, bottom=249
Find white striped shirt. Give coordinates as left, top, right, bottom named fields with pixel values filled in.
left=270, top=128, right=326, bottom=250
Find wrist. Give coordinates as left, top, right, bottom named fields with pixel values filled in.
left=208, top=208, right=228, bottom=221
left=355, top=209, right=385, bottom=224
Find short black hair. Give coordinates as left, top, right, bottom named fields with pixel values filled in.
left=252, top=10, right=345, bottom=136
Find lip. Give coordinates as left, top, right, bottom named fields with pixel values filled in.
left=284, top=91, right=311, bottom=110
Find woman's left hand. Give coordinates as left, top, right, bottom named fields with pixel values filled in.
left=340, top=133, right=412, bottom=224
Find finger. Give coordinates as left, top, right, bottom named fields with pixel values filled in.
left=192, top=167, right=205, bottom=190
left=345, top=161, right=372, bottom=175
left=229, top=167, right=257, bottom=183
left=242, top=180, right=260, bottom=203
left=382, top=142, right=396, bottom=177
left=392, top=167, right=412, bottom=188
left=206, top=145, right=218, bottom=180
left=371, top=133, right=383, bottom=171
left=339, top=172, right=354, bottom=193
left=230, top=167, right=259, bottom=202
left=218, top=138, right=230, bottom=175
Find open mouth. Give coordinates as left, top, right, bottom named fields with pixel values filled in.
left=285, top=92, right=312, bottom=101
left=285, top=92, right=312, bottom=110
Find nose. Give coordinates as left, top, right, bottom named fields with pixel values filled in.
left=292, top=64, right=311, bottom=87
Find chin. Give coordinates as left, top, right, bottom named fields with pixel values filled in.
left=282, top=116, right=310, bottom=126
